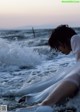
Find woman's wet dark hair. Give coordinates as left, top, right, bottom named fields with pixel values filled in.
left=48, top=25, right=76, bottom=50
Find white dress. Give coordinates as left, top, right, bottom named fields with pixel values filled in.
left=64, top=34, right=80, bottom=87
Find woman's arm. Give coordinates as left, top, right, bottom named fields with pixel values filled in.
left=41, top=80, right=79, bottom=106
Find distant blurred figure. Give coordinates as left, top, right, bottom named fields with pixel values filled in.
left=32, top=27, right=35, bottom=38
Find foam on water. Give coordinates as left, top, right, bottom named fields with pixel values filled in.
left=0, top=38, right=45, bottom=69
left=16, top=106, right=53, bottom=112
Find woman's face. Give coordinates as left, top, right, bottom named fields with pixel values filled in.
left=58, top=44, right=71, bottom=55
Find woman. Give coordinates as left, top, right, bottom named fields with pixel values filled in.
left=19, top=25, right=80, bottom=107
left=41, top=25, right=80, bottom=106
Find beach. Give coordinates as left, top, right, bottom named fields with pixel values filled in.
left=0, top=28, right=80, bottom=112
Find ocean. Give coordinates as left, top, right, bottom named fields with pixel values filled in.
left=0, top=28, right=80, bottom=112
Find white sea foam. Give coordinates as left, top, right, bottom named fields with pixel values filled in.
left=16, top=106, right=53, bottom=112
left=0, top=38, right=45, bottom=68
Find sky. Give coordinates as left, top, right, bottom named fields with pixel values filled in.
left=0, top=0, right=80, bottom=29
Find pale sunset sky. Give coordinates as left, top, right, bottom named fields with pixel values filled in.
left=0, top=0, right=80, bottom=29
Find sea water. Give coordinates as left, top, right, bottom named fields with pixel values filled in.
left=0, top=28, right=80, bottom=112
